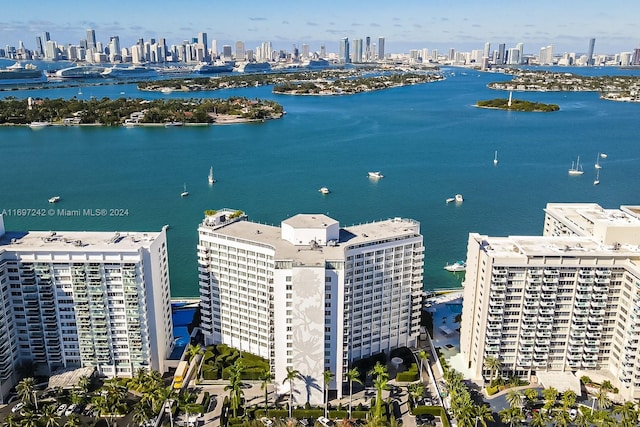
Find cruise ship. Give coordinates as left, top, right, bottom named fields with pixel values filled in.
left=0, top=62, right=46, bottom=85
left=55, top=65, right=106, bottom=79
left=194, top=60, right=234, bottom=74
left=101, top=65, right=158, bottom=79
left=235, top=61, right=272, bottom=73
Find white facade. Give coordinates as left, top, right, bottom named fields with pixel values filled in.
left=460, top=203, right=640, bottom=400
left=0, top=215, right=173, bottom=403
left=198, top=209, right=424, bottom=405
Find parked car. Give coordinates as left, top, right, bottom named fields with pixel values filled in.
left=56, top=404, right=68, bottom=416
left=317, top=416, right=335, bottom=427
left=65, top=404, right=77, bottom=416
left=11, top=402, right=25, bottom=413
left=569, top=408, right=577, bottom=419
left=259, top=417, right=274, bottom=427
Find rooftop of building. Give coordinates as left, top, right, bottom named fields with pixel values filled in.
left=200, top=211, right=421, bottom=264
left=282, top=214, right=338, bottom=229
left=473, top=233, right=640, bottom=259
left=545, top=203, right=640, bottom=235
left=0, top=228, right=162, bottom=252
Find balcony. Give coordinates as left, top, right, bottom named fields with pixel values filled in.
left=577, top=285, right=592, bottom=293
left=588, top=316, right=603, bottom=324
left=595, top=269, right=611, bottom=276
left=527, top=277, right=542, bottom=284
left=579, top=270, right=595, bottom=276
left=523, top=307, right=538, bottom=315
left=543, top=277, right=558, bottom=285
left=582, top=361, right=597, bottom=369
left=574, top=307, right=589, bottom=315
left=521, top=323, right=536, bottom=330
left=535, top=345, right=550, bottom=353
left=518, top=359, right=533, bottom=367
left=489, top=308, right=504, bottom=316
left=569, top=338, right=584, bottom=347
left=586, top=331, right=602, bottom=339
left=544, top=269, right=559, bottom=276
left=533, top=360, right=548, bottom=367
left=524, top=292, right=539, bottom=300
left=592, top=294, right=607, bottom=301
left=594, top=277, right=610, bottom=285
left=491, top=284, right=506, bottom=292
left=578, top=277, right=594, bottom=284
left=487, top=330, right=502, bottom=338
left=585, top=346, right=598, bottom=353
left=539, top=308, right=554, bottom=316
left=536, top=331, right=551, bottom=338
left=486, top=338, right=501, bottom=345
left=540, top=300, right=556, bottom=307
left=583, top=354, right=597, bottom=362
left=590, top=309, right=605, bottom=316
left=590, top=301, right=606, bottom=308
left=493, top=268, right=508, bottom=275
left=488, top=315, right=503, bottom=323
left=520, top=346, right=533, bottom=353
left=520, top=338, right=534, bottom=346
left=538, top=316, right=553, bottom=323
left=587, top=324, right=603, bottom=331
left=536, top=338, right=551, bottom=346
left=520, top=330, right=535, bottom=338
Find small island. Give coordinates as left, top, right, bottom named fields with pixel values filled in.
left=476, top=98, right=559, bottom=112
left=0, top=96, right=284, bottom=126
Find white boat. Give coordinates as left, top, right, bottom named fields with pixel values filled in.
left=444, top=260, right=466, bottom=272
left=594, top=153, right=607, bottom=169
left=600, top=153, right=608, bottom=159
left=48, top=196, right=60, bottom=203
left=493, top=150, right=498, bottom=165
left=446, top=197, right=455, bottom=203
left=208, top=166, right=216, bottom=184
left=29, top=121, right=51, bottom=128
left=455, top=194, right=464, bottom=202
left=164, top=121, right=183, bottom=127
left=180, top=184, right=189, bottom=197
left=319, top=187, right=330, bottom=194
left=161, top=87, right=174, bottom=94
left=368, top=171, right=384, bottom=179
left=594, top=168, right=600, bottom=185
left=568, top=156, right=584, bottom=175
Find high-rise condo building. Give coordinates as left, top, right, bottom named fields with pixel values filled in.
left=198, top=32, right=208, bottom=59
left=198, top=210, right=424, bottom=404
left=460, top=203, right=640, bottom=400
left=86, top=29, right=96, bottom=50
left=0, top=215, right=173, bottom=403
left=378, top=36, right=385, bottom=60
left=235, top=41, right=245, bottom=61
left=339, top=37, right=350, bottom=63
left=353, top=39, right=363, bottom=63
left=587, top=38, right=596, bottom=66
left=365, top=37, right=371, bottom=61
left=483, top=42, right=491, bottom=60
left=497, top=43, right=506, bottom=65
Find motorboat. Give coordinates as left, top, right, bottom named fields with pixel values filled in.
left=455, top=194, right=464, bottom=202
left=319, top=187, right=330, bottom=194
left=180, top=184, right=189, bottom=197
left=568, top=156, right=584, bottom=175
left=48, top=196, right=61, bottom=203
left=29, top=121, right=51, bottom=128
left=208, top=166, right=216, bottom=184
left=368, top=171, right=384, bottom=179
left=446, top=197, right=455, bottom=204
left=164, top=121, right=183, bottom=127
left=444, top=261, right=466, bottom=272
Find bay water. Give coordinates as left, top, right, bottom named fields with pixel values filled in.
left=1, top=67, right=639, bottom=296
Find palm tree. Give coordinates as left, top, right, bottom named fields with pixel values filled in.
left=16, top=377, right=37, bottom=407
left=529, top=410, right=547, bottom=427
left=417, top=350, right=429, bottom=382
left=65, top=414, right=81, bottom=427
left=186, top=343, right=203, bottom=362
left=553, top=408, right=571, bottom=427
left=39, top=404, right=60, bottom=427
left=132, top=401, right=152, bottom=427
left=523, top=388, right=539, bottom=408
left=498, top=407, right=522, bottom=427
left=77, top=375, right=91, bottom=394
left=560, top=389, right=576, bottom=409
left=505, top=389, right=523, bottom=410
left=323, top=369, right=334, bottom=418
left=542, top=387, right=558, bottom=411
left=283, top=367, right=300, bottom=419
left=346, top=367, right=362, bottom=419
left=18, top=411, right=39, bottom=427
left=614, top=401, right=638, bottom=427
left=483, top=356, right=501, bottom=384
left=472, top=404, right=494, bottom=427
left=595, top=386, right=612, bottom=410
left=259, top=368, right=273, bottom=416
left=1, top=414, right=19, bottom=427
left=373, top=375, right=388, bottom=420
left=369, top=361, right=388, bottom=381
left=184, top=402, right=203, bottom=427
left=592, top=409, right=616, bottom=427
left=573, top=411, right=593, bottom=427
left=93, top=381, right=128, bottom=427
left=408, top=382, right=425, bottom=405
left=225, top=359, right=244, bottom=419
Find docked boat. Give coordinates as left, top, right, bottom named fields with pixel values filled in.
left=29, top=121, right=51, bottom=128
left=0, top=62, right=46, bottom=85
left=208, top=167, right=216, bottom=184
left=194, top=60, right=235, bottom=74
left=568, top=156, right=584, bottom=175
left=444, top=261, right=466, bottom=272
left=164, top=121, right=183, bottom=127
left=101, top=65, right=158, bottom=79
left=161, top=87, right=173, bottom=94
left=48, top=196, right=61, bottom=203
left=368, top=171, right=384, bottom=179
left=180, top=184, right=189, bottom=197
left=235, top=61, right=271, bottom=73
left=55, top=65, right=106, bottom=79
left=319, top=187, right=330, bottom=194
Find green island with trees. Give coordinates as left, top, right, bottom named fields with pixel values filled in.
left=476, top=98, right=560, bottom=112
left=137, top=69, right=444, bottom=95
left=0, top=96, right=284, bottom=126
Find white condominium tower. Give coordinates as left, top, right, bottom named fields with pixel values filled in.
left=0, top=215, right=173, bottom=403
left=198, top=209, right=424, bottom=404
left=460, top=203, right=640, bottom=400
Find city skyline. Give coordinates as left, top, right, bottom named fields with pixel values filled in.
left=1, top=0, right=638, bottom=55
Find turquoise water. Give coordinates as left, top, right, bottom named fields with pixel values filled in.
left=1, top=67, right=640, bottom=296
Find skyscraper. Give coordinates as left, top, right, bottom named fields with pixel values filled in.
left=35, top=36, right=44, bottom=58
left=198, top=32, right=208, bottom=59
left=86, top=29, right=96, bottom=50
left=365, top=36, right=371, bottom=61
left=378, top=36, right=385, bottom=60
left=497, top=43, right=506, bottom=65
left=353, top=39, right=363, bottom=63
left=0, top=215, right=174, bottom=403
left=587, top=38, right=596, bottom=66
left=235, top=41, right=245, bottom=61
left=483, top=42, right=491, bottom=60
left=198, top=210, right=424, bottom=405
left=339, top=37, right=350, bottom=63
left=460, top=203, right=640, bottom=401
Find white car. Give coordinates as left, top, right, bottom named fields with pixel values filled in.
left=65, top=404, right=77, bottom=416
left=11, top=402, right=25, bottom=413
left=569, top=408, right=577, bottom=419
left=260, top=417, right=273, bottom=427
left=56, top=404, right=68, bottom=416
left=317, top=417, right=335, bottom=427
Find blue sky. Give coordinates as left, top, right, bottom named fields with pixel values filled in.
left=1, top=0, right=637, bottom=55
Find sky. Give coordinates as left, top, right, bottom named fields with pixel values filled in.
left=1, top=0, right=638, bottom=55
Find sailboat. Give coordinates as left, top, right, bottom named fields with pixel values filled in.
left=594, top=168, right=600, bottom=185
left=208, top=166, right=216, bottom=184
left=595, top=153, right=602, bottom=169
left=493, top=150, right=498, bottom=165
left=180, top=183, right=189, bottom=197
left=568, top=156, right=584, bottom=175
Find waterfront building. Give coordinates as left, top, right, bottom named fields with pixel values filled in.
left=235, top=41, right=245, bottom=61
left=198, top=210, right=424, bottom=404
left=496, top=43, right=506, bottom=65
left=460, top=203, right=640, bottom=400
left=0, top=215, right=173, bottom=403
left=353, top=39, right=363, bottom=63
left=483, top=42, right=491, bottom=61
left=339, top=37, right=350, bottom=63
left=587, top=38, right=596, bottom=66
left=86, top=29, right=96, bottom=50
left=539, top=44, right=554, bottom=65
left=378, top=36, right=385, bottom=60
left=222, top=45, right=233, bottom=60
